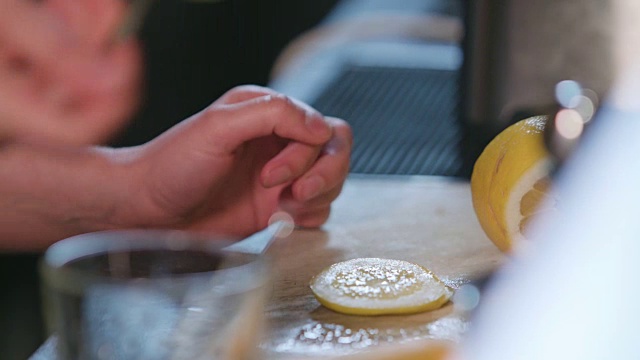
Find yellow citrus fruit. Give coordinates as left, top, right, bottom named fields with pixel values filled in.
left=470, top=116, right=557, bottom=252
left=310, top=258, right=453, bottom=316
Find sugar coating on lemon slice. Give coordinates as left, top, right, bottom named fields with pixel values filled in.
left=310, top=258, right=453, bottom=316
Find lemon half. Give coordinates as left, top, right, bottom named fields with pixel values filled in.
left=310, top=258, right=453, bottom=316
left=471, top=116, right=557, bottom=252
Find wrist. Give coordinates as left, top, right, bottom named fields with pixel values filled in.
left=0, top=142, right=138, bottom=251
left=88, top=146, right=152, bottom=230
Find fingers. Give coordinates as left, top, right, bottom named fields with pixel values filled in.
left=260, top=116, right=352, bottom=194
left=0, top=1, right=71, bottom=65
left=0, top=38, right=142, bottom=144
left=39, top=0, right=135, bottom=95
left=202, top=94, right=333, bottom=153
left=64, top=40, right=143, bottom=144
left=261, top=142, right=323, bottom=187
left=0, top=0, right=125, bottom=72
left=46, top=0, right=126, bottom=46
left=279, top=186, right=343, bottom=228
left=215, top=85, right=323, bottom=119
left=291, top=117, right=352, bottom=199
left=214, top=85, right=279, bottom=105
left=275, top=117, right=353, bottom=227
left=0, top=0, right=141, bottom=144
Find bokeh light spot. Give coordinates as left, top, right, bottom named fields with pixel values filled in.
left=555, top=109, right=584, bottom=140
left=453, top=284, right=481, bottom=312
left=269, top=211, right=295, bottom=238
left=555, top=80, right=583, bottom=108
left=568, top=95, right=595, bottom=123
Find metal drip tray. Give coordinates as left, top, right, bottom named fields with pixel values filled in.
left=312, top=64, right=462, bottom=176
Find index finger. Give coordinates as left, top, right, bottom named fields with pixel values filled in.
left=215, top=85, right=323, bottom=118
left=0, top=0, right=129, bottom=81
left=202, top=94, right=333, bottom=153
left=46, top=0, right=127, bottom=46
left=0, top=1, right=72, bottom=64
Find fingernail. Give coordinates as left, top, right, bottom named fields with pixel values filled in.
left=323, top=134, right=347, bottom=156
left=265, top=166, right=292, bottom=187
left=306, top=114, right=331, bottom=136
left=300, top=175, right=325, bottom=201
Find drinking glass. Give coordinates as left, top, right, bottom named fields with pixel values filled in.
left=40, top=230, right=270, bottom=360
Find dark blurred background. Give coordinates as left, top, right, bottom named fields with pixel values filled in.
left=112, top=0, right=343, bottom=146
left=114, top=0, right=472, bottom=178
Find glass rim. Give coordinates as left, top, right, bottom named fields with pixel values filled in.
left=40, top=229, right=269, bottom=295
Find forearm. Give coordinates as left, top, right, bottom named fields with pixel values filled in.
left=0, top=141, right=137, bottom=252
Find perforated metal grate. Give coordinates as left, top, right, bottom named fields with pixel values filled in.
left=312, top=65, right=463, bottom=176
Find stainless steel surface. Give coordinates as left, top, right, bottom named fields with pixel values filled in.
left=463, top=0, right=614, bottom=128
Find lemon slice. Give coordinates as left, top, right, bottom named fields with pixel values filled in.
left=310, top=258, right=453, bottom=316
left=471, top=116, right=558, bottom=252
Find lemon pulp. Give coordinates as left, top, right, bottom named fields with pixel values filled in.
left=310, top=258, right=453, bottom=316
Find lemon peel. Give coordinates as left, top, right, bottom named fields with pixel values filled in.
left=470, top=116, right=556, bottom=252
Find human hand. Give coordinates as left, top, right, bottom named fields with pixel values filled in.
left=0, top=0, right=142, bottom=145
left=115, top=85, right=352, bottom=237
